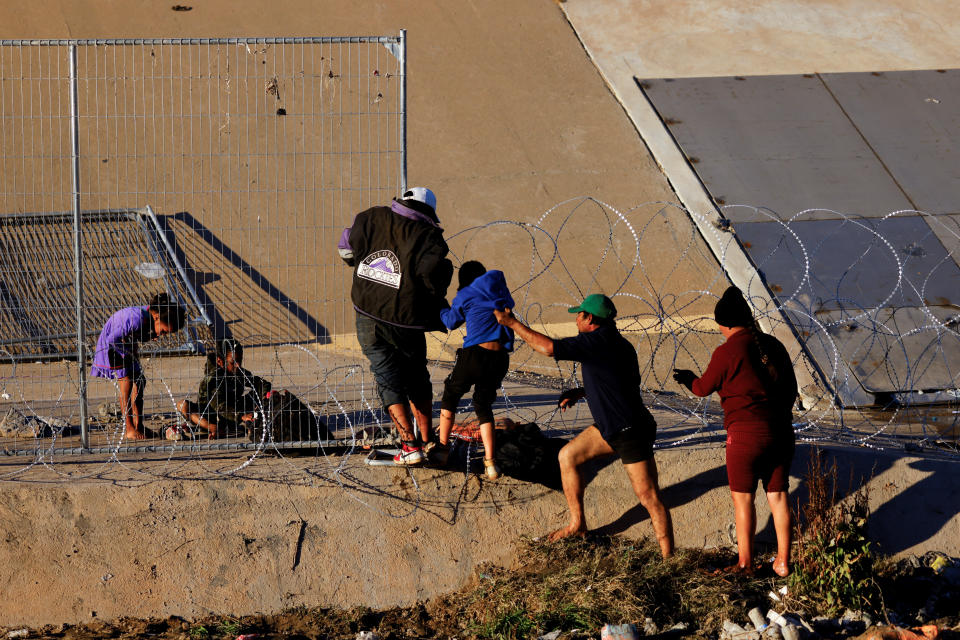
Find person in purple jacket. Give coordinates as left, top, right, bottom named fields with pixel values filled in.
left=90, top=292, right=186, bottom=440
left=434, top=261, right=514, bottom=479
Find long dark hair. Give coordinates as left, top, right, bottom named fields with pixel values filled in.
left=745, top=321, right=779, bottom=385
left=148, top=292, right=186, bottom=332
left=715, top=286, right=778, bottom=385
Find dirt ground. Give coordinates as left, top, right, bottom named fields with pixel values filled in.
left=1, top=536, right=958, bottom=640
left=1, top=435, right=958, bottom=628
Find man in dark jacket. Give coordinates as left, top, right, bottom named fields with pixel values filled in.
left=338, top=187, right=453, bottom=464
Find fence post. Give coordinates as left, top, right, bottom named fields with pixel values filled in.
left=399, top=29, right=407, bottom=193
left=69, top=44, right=90, bottom=448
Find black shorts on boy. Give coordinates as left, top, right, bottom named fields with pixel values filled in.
left=440, top=345, right=509, bottom=424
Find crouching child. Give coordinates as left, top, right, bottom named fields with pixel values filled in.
left=176, top=339, right=271, bottom=439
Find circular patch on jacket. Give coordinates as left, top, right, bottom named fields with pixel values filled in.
left=357, top=250, right=402, bottom=289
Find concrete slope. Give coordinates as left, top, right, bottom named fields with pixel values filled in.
left=560, top=0, right=960, bottom=79
left=1, top=438, right=957, bottom=626
left=0, top=0, right=708, bottom=336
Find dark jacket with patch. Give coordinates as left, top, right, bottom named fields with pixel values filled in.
left=338, top=200, right=453, bottom=330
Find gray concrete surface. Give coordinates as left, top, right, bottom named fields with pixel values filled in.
left=561, top=1, right=960, bottom=405
left=560, top=0, right=960, bottom=79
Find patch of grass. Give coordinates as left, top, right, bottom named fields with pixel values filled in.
left=188, top=624, right=209, bottom=639
left=471, top=607, right=537, bottom=640
left=458, top=535, right=771, bottom=638
left=788, top=448, right=882, bottom=616
left=214, top=618, right=243, bottom=637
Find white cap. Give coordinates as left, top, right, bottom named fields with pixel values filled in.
left=402, top=186, right=437, bottom=213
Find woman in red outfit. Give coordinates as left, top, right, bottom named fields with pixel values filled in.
left=673, top=286, right=797, bottom=576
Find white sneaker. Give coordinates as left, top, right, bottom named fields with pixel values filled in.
left=393, top=443, right=425, bottom=465
left=165, top=424, right=192, bottom=441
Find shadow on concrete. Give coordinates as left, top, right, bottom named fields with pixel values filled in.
left=751, top=443, right=959, bottom=556
left=592, top=461, right=728, bottom=537
left=153, top=211, right=330, bottom=346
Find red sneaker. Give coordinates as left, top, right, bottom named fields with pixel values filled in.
left=393, top=442, right=425, bottom=465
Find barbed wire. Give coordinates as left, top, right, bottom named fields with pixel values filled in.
left=1, top=198, right=957, bottom=497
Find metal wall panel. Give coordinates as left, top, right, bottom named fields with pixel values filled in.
left=822, top=69, right=960, bottom=214
left=640, top=75, right=914, bottom=220
left=641, top=71, right=960, bottom=399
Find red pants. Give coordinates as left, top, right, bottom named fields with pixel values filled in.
left=725, top=421, right=794, bottom=493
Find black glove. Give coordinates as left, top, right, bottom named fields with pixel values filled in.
left=672, top=369, right=696, bottom=390
left=558, top=387, right=586, bottom=410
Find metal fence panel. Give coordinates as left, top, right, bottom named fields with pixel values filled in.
left=0, top=37, right=405, bottom=457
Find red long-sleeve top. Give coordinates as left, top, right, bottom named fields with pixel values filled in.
left=691, top=329, right=797, bottom=431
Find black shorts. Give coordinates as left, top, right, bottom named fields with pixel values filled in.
left=440, top=345, right=510, bottom=424
left=605, top=425, right=655, bottom=464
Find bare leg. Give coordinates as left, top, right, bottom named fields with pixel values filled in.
left=386, top=403, right=417, bottom=442
left=438, top=408, right=455, bottom=445
left=623, top=457, right=675, bottom=558
left=479, top=421, right=495, bottom=460
left=117, top=377, right=145, bottom=440
left=176, top=399, right=218, bottom=438
left=409, top=397, right=433, bottom=443
left=549, top=426, right=612, bottom=541
left=731, top=490, right=757, bottom=571
left=766, top=490, right=791, bottom=576
left=132, top=375, right=145, bottom=435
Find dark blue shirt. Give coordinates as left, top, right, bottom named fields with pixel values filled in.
left=553, top=324, right=656, bottom=440
left=440, top=270, right=515, bottom=351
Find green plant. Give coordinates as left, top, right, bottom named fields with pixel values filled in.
left=188, top=625, right=210, bottom=639
left=470, top=607, right=536, bottom=640
left=215, top=618, right=243, bottom=637
left=534, top=602, right=596, bottom=632
left=788, top=449, right=881, bottom=615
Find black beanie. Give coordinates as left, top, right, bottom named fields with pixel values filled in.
left=714, top=286, right=754, bottom=328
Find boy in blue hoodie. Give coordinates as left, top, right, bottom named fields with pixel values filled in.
left=434, top=261, right=514, bottom=479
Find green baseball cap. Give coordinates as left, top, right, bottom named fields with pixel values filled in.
left=568, top=293, right=617, bottom=320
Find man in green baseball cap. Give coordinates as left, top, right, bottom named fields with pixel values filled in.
left=566, top=293, right=618, bottom=320
left=494, top=293, right=674, bottom=557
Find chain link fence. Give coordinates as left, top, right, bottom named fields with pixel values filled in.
left=0, top=36, right=406, bottom=454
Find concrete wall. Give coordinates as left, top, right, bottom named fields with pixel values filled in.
left=1, top=442, right=957, bottom=626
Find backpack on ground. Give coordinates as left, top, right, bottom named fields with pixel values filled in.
left=247, top=389, right=330, bottom=443
left=494, top=422, right=564, bottom=490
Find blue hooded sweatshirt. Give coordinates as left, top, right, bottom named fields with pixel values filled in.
left=440, top=270, right=515, bottom=351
